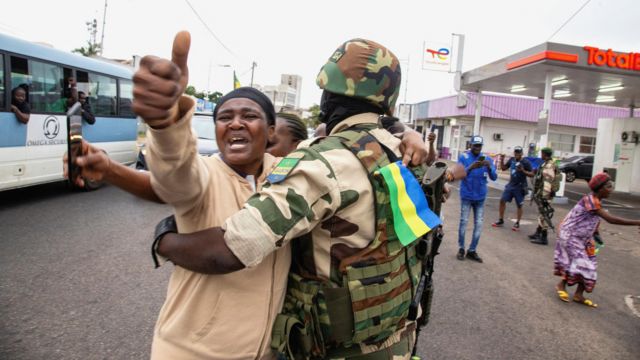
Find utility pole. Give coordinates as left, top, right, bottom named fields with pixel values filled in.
left=403, top=55, right=410, bottom=104
left=100, top=0, right=108, bottom=55
left=250, top=61, right=257, bottom=87
left=87, top=19, right=98, bottom=46
left=207, top=59, right=212, bottom=93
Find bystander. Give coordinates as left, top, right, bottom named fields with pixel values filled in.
left=492, top=146, right=534, bottom=231
left=456, top=135, right=497, bottom=262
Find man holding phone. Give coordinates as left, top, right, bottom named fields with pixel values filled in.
left=456, top=135, right=497, bottom=262
left=492, top=146, right=534, bottom=231
left=66, top=102, right=83, bottom=185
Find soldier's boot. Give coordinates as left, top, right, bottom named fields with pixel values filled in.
left=528, top=226, right=542, bottom=240
left=531, top=230, right=548, bottom=245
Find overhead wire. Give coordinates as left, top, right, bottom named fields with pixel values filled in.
left=183, top=0, right=235, bottom=56
left=547, top=0, right=592, bottom=41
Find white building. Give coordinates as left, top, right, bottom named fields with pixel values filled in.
left=260, top=74, right=302, bottom=112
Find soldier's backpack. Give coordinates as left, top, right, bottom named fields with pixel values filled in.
left=271, top=125, right=432, bottom=359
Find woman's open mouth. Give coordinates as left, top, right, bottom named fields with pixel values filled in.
left=228, top=136, right=250, bottom=150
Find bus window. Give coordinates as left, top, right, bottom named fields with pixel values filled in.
left=10, top=56, right=30, bottom=101
left=119, top=79, right=134, bottom=117
left=86, top=72, right=117, bottom=116
left=0, top=54, right=4, bottom=109
left=76, top=70, right=90, bottom=95
left=11, top=56, right=66, bottom=113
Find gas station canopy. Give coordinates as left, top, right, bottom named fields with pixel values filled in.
left=460, top=42, right=640, bottom=109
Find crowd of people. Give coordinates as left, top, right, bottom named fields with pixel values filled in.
left=61, top=31, right=640, bottom=359
left=10, top=76, right=95, bottom=125
left=455, top=136, right=640, bottom=310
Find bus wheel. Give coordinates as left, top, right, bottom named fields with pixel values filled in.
left=83, top=177, right=104, bottom=191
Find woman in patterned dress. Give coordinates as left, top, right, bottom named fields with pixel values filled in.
left=554, top=173, right=640, bottom=308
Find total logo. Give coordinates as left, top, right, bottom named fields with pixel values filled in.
left=583, top=46, right=640, bottom=71
left=425, top=47, right=450, bottom=61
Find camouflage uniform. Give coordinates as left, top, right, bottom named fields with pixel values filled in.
left=533, top=158, right=557, bottom=231
left=223, top=40, right=416, bottom=359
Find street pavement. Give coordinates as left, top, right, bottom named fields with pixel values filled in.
left=419, top=175, right=640, bottom=360
left=0, top=182, right=173, bottom=360
left=1, top=178, right=639, bottom=359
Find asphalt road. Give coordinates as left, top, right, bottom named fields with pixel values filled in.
left=1, top=181, right=639, bottom=359
left=0, top=182, right=173, bottom=360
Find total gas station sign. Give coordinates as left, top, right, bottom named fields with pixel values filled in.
left=507, top=44, right=640, bottom=72
left=583, top=46, right=640, bottom=71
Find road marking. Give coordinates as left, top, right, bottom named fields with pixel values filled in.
left=624, top=295, right=640, bottom=318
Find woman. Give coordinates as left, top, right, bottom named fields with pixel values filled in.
left=554, top=172, right=640, bottom=308
left=11, top=86, right=31, bottom=124
left=266, top=112, right=308, bottom=157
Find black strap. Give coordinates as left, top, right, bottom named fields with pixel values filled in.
left=151, top=215, right=177, bottom=268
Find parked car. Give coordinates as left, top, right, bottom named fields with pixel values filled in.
left=136, top=112, right=218, bottom=170
left=558, top=155, right=594, bottom=182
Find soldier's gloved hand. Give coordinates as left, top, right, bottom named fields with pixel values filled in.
left=550, top=191, right=556, bottom=198
left=132, top=31, right=190, bottom=129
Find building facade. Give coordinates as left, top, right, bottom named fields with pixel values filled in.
left=412, top=92, right=639, bottom=161
left=260, top=74, right=302, bottom=112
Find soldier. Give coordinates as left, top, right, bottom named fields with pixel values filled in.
left=144, top=37, right=438, bottom=359
left=529, top=147, right=560, bottom=245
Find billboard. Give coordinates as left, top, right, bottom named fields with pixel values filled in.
left=397, top=103, right=413, bottom=124
left=423, top=41, right=452, bottom=72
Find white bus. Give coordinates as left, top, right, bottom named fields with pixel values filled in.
left=1, top=33, right=137, bottom=191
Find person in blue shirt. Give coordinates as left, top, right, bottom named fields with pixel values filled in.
left=492, top=146, right=534, bottom=231
left=457, top=135, right=497, bottom=262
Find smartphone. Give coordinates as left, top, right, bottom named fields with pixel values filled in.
left=430, top=124, right=437, bottom=133
left=477, top=155, right=486, bottom=162
left=67, top=102, right=83, bottom=185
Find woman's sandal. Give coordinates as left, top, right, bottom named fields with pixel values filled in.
left=573, top=297, right=598, bottom=308
left=557, top=290, right=570, bottom=302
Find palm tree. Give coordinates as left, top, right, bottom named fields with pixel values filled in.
left=72, top=41, right=102, bottom=57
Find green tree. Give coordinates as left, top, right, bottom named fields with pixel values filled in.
left=186, top=86, right=222, bottom=102
left=72, top=41, right=102, bottom=57
left=208, top=91, right=223, bottom=103
left=72, top=19, right=101, bottom=57
left=185, top=85, right=197, bottom=97
left=303, top=104, right=321, bottom=127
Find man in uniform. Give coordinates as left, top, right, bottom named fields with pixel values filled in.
left=141, top=37, right=435, bottom=358
left=529, top=147, right=559, bottom=245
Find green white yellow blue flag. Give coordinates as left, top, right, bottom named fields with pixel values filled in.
left=377, top=161, right=441, bottom=246
left=233, top=71, right=241, bottom=89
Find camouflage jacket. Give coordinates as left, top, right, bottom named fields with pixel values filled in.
left=224, top=112, right=415, bottom=353
left=533, top=159, right=557, bottom=200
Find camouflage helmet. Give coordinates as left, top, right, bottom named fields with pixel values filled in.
left=316, top=39, right=401, bottom=115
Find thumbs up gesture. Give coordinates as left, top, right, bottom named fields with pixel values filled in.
left=132, top=31, right=191, bottom=129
